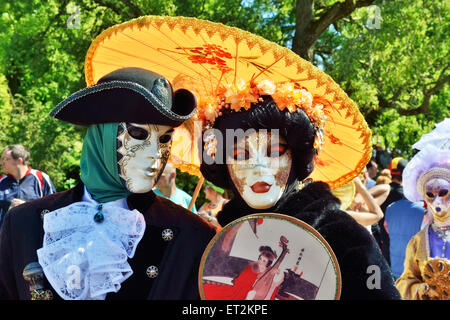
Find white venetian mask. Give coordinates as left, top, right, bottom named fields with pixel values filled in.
left=424, top=178, right=450, bottom=224
left=226, top=130, right=292, bottom=209
left=117, top=123, right=173, bottom=193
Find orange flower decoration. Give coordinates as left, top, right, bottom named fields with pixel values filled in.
left=224, top=79, right=259, bottom=111
left=202, top=99, right=220, bottom=123
left=256, top=80, right=276, bottom=95
left=195, top=78, right=327, bottom=148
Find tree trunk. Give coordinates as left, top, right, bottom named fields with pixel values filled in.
left=292, top=0, right=376, bottom=61
left=292, top=0, right=315, bottom=61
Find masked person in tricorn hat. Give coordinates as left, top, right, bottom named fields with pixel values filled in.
left=0, top=67, right=216, bottom=300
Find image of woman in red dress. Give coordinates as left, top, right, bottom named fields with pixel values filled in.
left=203, top=245, right=285, bottom=300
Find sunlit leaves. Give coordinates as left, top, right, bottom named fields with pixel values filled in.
left=0, top=0, right=447, bottom=193
left=323, top=0, right=449, bottom=153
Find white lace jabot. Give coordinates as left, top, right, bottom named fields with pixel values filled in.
left=36, top=187, right=146, bottom=300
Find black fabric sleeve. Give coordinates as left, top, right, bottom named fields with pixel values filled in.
left=0, top=210, right=18, bottom=299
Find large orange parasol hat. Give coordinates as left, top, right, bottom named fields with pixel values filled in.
left=84, top=15, right=371, bottom=189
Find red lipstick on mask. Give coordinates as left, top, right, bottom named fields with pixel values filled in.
left=251, top=182, right=272, bottom=193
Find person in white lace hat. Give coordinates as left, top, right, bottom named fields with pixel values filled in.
left=395, top=120, right=450, bottom=300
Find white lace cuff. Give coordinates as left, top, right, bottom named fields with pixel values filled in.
left=36, top=200, right=145, bottom=300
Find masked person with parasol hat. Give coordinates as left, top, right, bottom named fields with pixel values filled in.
left=0, top=65, right=216, bottom=300
left=196, top=86, right=400, bottom=300
left=57, top=15, right=401, bottom=299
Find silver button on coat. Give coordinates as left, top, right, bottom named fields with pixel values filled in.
left=146, top=265, right=158, bottom=278
left=161, top=228, right=174, bottom=241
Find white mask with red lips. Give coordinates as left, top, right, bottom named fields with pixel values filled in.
left=226, top=131, right=292, bottom=210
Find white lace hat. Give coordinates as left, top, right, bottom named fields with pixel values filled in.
left=403, top=120, right=450, bottom=202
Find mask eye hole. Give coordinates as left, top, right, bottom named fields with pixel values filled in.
left=127, top=124, right=149, bottom=140
left=233, top=148, right=250, bottom=161
left=438, top=189, right=448, bottom=197
left=159, top=134, right=172, bottom=144
left=267, top=144, right=287, bottom=157
left=426, top=192, right=435, bottom=199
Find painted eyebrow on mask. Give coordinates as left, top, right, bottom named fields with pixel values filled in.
left=163, top=128, right=174, bottom=134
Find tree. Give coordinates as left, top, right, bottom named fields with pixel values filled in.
left=322, top=1, right=449, bottom=154
left=292, top=0, right=377, bottom=61
left=0, top=0, right=298, bottom=193
left=0, top=0, right=447, bottom=197
left=0, top=0, right=182, bottom=190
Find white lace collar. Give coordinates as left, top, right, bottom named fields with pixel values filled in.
left=37, top=187, right=146, bottom=300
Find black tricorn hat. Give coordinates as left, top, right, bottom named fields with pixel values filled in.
left=49, top=67, right=197, bottom=127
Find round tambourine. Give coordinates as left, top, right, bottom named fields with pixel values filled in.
left=198, top=213, right=341, bottom=300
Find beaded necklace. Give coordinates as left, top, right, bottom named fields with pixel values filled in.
left=431, top=224, right=450, bottom=258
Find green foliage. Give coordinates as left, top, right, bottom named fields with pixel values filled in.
left=322, top=0, right=449, bottom=156
left=0, top=0, right=447, bottom=195
left=175, top=170, right=205, bottom=208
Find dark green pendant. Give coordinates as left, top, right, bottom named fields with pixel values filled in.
left=94, top=204, right=104, bottom=223
left=94, top=211, right=104, bottom=223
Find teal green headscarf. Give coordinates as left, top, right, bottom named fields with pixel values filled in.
left=80, top=123, right=131, bottom=203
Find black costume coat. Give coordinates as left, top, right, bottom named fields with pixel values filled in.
left=217, top=182, right=402, bottom=300
left=0, top=183, right=216, bottom=300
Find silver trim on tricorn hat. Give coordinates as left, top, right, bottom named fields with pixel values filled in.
left=49, top=67, right=197, bottom=126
